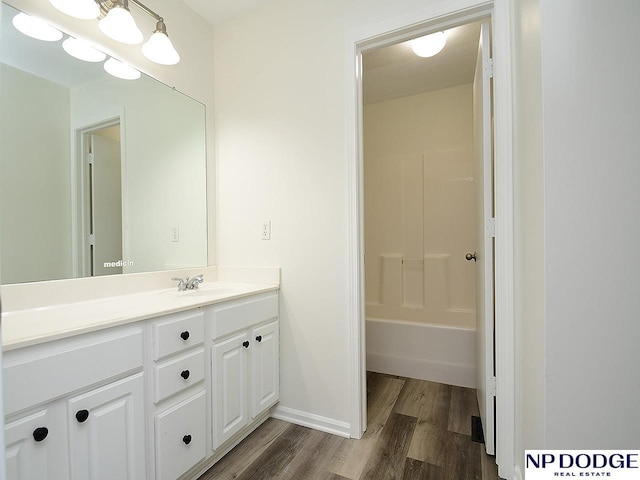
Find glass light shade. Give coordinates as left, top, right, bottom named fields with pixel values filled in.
left=104, top=57, right=141, bottom=80
left=49, top=0, right=99, bottom=20
left=12, top=13, right=63, bottom=42
left=142, top=31, right=180, bottom=65
left=411, top=32, right=447, bottom=58
left=63, top=37, right=107, bottom=63
left=99, top=6, right=143, bottom=45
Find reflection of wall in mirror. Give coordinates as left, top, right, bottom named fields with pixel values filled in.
left=0, top=65, right=72, bottom=284
left=71, top=75, right=208, bottom=274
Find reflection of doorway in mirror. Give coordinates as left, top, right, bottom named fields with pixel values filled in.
left=76, top=120, right=124, bottom=277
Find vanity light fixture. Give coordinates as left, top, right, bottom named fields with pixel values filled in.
left=98, top=0, right=143, bottom=45
left=62, top=37, right=107, bottom=63
left=12, top=12, right=63, bottom=42
left=104, top=57, right=141, bottom=80
left=141, top=19, right=180, bottom=65
left=47, top=0, right=181, bottom=65
left=411, top=31, right=447, bottom=58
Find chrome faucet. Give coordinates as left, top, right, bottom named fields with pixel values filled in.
left=185, top=274, right=204, bottom=290
left=172, top=274, right=204, bottom=291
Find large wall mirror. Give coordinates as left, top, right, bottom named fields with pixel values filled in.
left=0, top=2, right=208, bottom=284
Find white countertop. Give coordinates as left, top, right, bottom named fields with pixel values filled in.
left=1, top=282, right=279, bottom=351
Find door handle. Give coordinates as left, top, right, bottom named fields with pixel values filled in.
left=465, top=251, right=477, bottom=262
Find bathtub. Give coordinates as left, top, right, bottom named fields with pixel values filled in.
left=366, top=317, right=476, bottom=388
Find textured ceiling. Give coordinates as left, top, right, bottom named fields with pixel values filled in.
left=363, top=22, right=482, bottom=104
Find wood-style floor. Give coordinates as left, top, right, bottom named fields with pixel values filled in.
left=198, top=372, right=501, bottom=480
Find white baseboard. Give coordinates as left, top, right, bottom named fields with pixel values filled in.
left=271, top=405, right=351, bottom=438
left=367, top=352, right=476, bottom=388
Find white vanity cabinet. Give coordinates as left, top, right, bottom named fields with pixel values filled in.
left=3, top=326, right=146, bottom=480
left=3, top=286, right=280, bottom=480
left=210, top=292, right=279, bottom=449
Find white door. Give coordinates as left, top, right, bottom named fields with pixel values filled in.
left=473, top=21, right=496, bottom=455
left=90, top=133, right=122, bottom=276
left=67, top=373, right=146, bottom=480
left=213, top=332, right=249, bottom=449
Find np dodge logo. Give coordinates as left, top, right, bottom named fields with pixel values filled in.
left=526, top=451, right=640, bottom=479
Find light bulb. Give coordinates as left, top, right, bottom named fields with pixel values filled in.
left=12, top=13, right=63, bottom=42
left=411, top=32, right=447, bottom=58
left=99, top=5, right=143, bottom=45
left=142, top=28, right=180, bottom=65
left=63, top=37, right=107, bottom=63
left=104, top=58, right=141, bottom=80
left=49, top=0, right=99, bottom=20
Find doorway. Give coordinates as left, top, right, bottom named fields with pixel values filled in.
left=361, top=17, right=495, bottom=455
left=75, top=118, right=124, bottom=277
left=346, top=2, right=515, bottom=478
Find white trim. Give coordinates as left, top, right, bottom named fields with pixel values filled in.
left=492, top=1, right=516, bottom=478
left=270, top=406, right=351, bottom=438
left=345, top=0, right=516, bottom=475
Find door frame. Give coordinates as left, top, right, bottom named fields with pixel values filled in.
left=71, top=116, right=123, bottom=277
left=345, top=0, right=515, bottom=478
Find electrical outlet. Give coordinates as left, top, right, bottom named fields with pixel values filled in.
left=171, top=226, right=180, bottom=242
left=261, top=221, right=271, bottom=240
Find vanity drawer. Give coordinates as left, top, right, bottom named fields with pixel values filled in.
left=211, top=293, right=278, bottom=340
left=153, top=348, right=205, bottom=403
left=152, top=310, right=204, bottom=361
left=3, top=327, right=143, bottom=416
left=155, top=391, right=207, bottom=480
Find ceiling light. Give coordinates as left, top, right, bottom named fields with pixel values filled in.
left=12, top=12, right=63, bottom=42
left=104, top=57, right=141, bottom=80
left=63, top=37, right=107, bottom=62
left=142, top=19, right=180, bottom=65
left=49, top=0, right=99, bottom=20
left=99, top=0, right=143, bottom=45
left=411, top=32, right=447, bottom=58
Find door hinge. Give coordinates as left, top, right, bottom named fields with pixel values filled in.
left=484, top=58, right=494, bottom=79
left=86, top=153, right=94, bottom=165
left=487, top=217, right=496, bottom=238
left=88, top=234, right=95, bottom=246
left=488, top=376, right=497, bottom=396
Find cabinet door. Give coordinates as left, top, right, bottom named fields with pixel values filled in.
left=251, top=321, right=280, bottom=418
left=67, top=373, right=146, bottom=480
left=155, top=391, right=207, bottom=480
left=5, top=405, right=68, bottom=480
left=212, top=331, right=249, bottom=449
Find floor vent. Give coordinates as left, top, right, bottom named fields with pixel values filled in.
left=471, top=415, right=485, bottom=444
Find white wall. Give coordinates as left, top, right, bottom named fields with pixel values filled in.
left=513, top=0, right=640, bottom=468
left=0, top=65, right=72, bottom=283
left=540, top=0, right=640, bottom=448
left=6, top=0, right=217, bottom=263
left=213, top=0, right=471, bottom=429
left=513, top=0, right=545, bottom=468
left=364, top=85, right=476, bottom=329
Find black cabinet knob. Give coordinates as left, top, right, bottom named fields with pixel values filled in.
left=33, top=427, right=49, bottom=442
left=243, top=340, right=250, bottom=349
left=255, top=335, right=263, bottom=342
left=180, top=331, right=190, bottom=341
left=181, top=369, right=190, bottom=380
left=76, top=409, right=90, bottom=423
left=183, top=434, right=192, bottom=445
